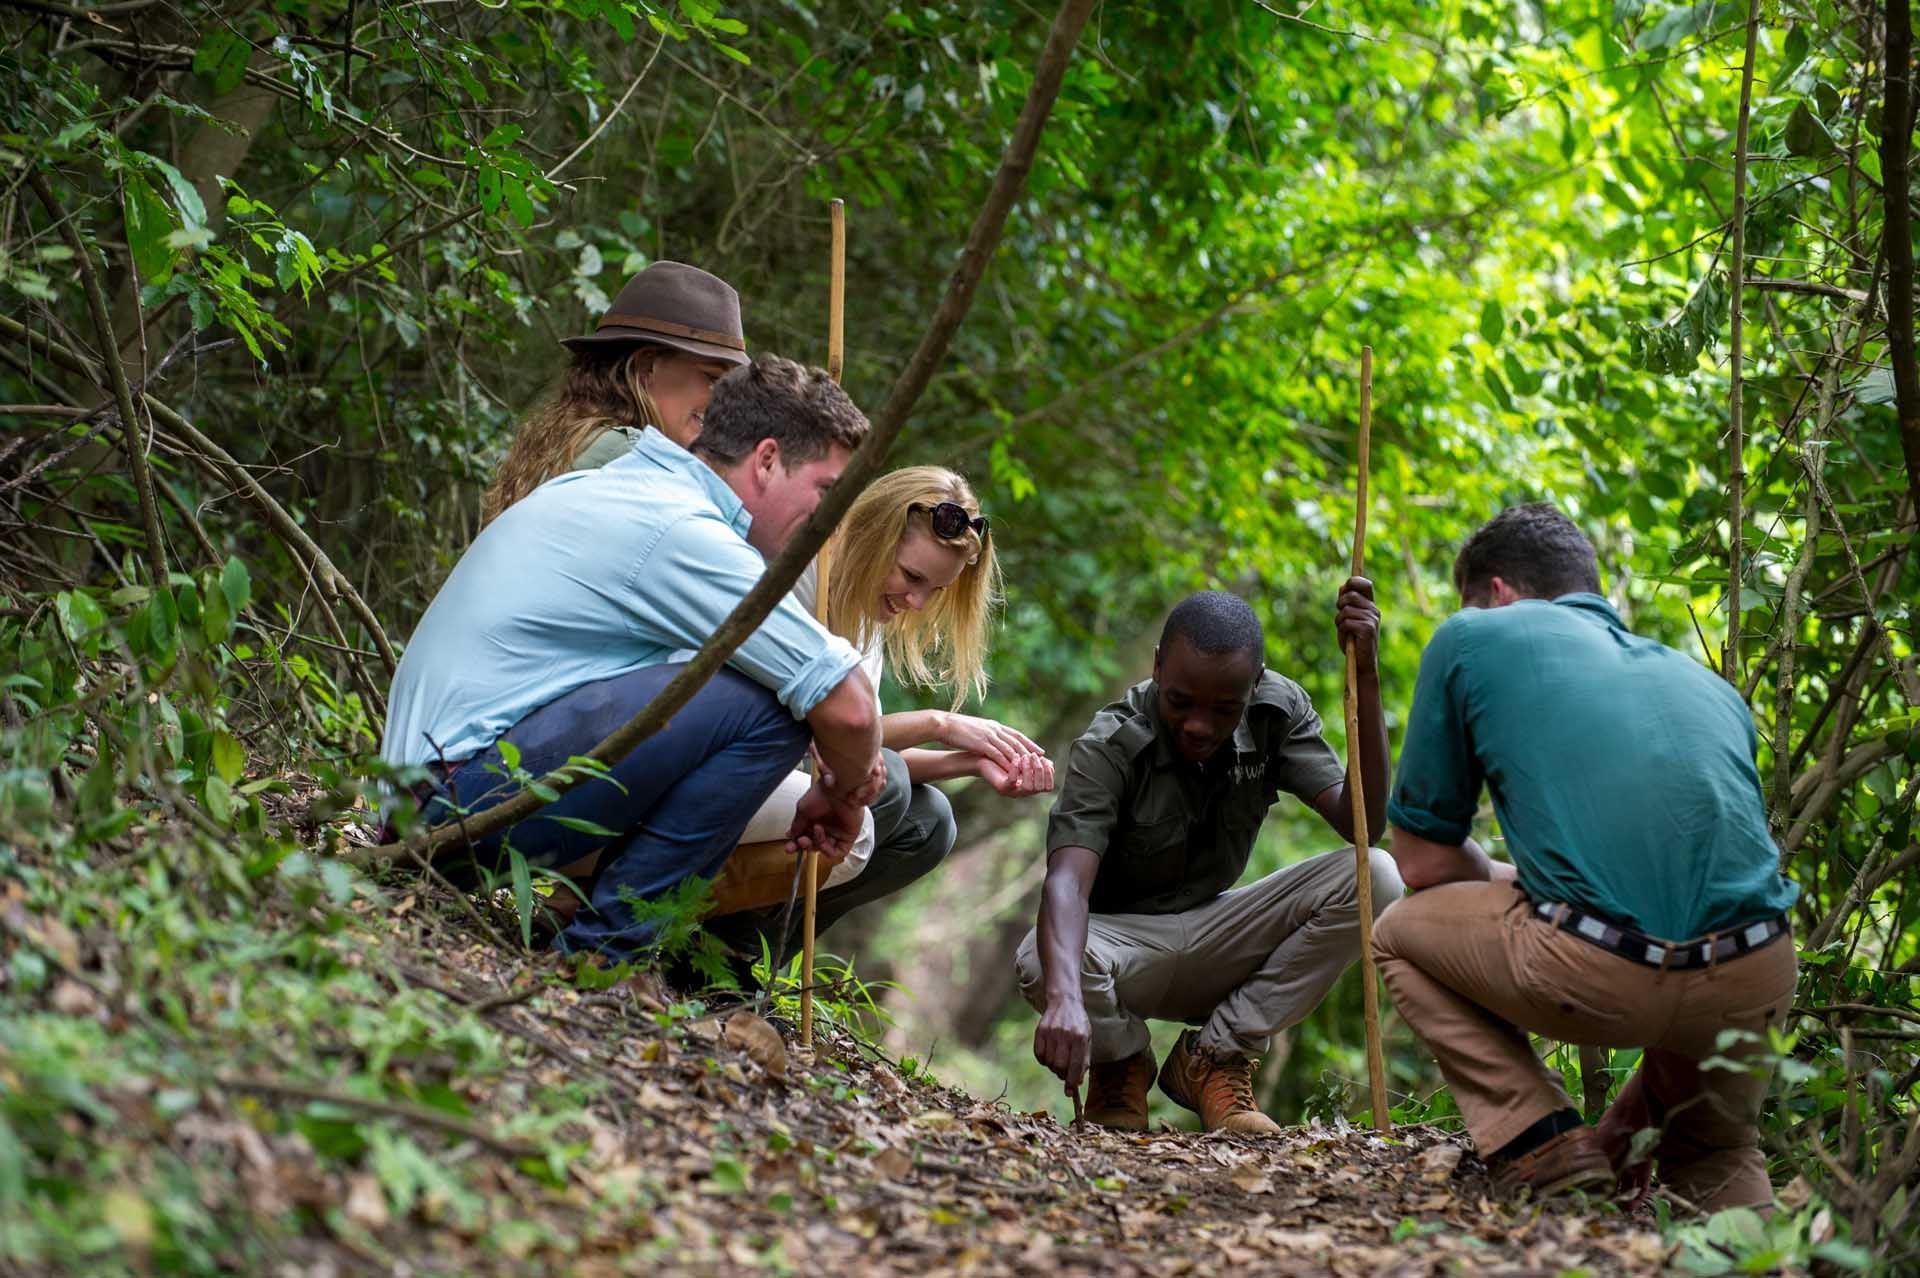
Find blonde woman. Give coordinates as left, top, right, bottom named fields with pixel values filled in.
left=705, top=466, right=1054, bottom=959
left=481, top=261, right=747, bottom=524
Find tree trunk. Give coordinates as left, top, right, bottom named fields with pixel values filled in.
left=1885, top=0, right=1920, bottom=513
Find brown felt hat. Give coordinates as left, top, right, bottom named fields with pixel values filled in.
left=560, top=260, right=748, bottom=366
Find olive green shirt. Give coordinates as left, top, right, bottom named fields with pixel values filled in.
left=1048, top=671, right=1349, bottom=915
left=570, top=426, right=644, bottom=473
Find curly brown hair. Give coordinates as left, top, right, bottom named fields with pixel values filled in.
left=479, top=346, right=665, bottom=525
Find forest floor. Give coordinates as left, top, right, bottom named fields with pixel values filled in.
left=3, top=802, right=1683, bottom=1278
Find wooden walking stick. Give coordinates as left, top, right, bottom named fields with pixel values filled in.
left=1345, top=345, right=1391, bottom=1133
left=800, top=197, right=847, bottom=1053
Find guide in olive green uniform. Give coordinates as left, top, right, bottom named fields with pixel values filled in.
left=1017, top=669, right=1402, bottom=1064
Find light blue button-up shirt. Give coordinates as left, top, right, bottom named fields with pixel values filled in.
left=381, top=428, right=861, bottom=767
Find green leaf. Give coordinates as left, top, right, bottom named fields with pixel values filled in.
left=1636, top=1, right=1728, bottom=52
left=56, top=590, right=106, bottom=645
left=599, top=0, right=636, bottom=40
left=548, top=816, right=619, bottom=838
left=321, top=860, right=355, bottom=904
left=477, top=164, right=503, bottom=214
left=124, top=176, right=174, bottom=281
left=1482, top=367, right=1515, bottom=413
left=221, top=557, right=251, bottom=616
left=202, top=587, right=233, bottom=647
left=1780, top=24, right=1809, bottom=76
left=497, top=739, right=521, bottom=773
left=1784, top=101, right=1831, bottom=157
left=1810, top=1241, right=1871, bottom=1271
left=1502, top=349, right=1543, bottom=396
left=1478, top=298, right=1505, bottom=344
left=211, top=729, right=245, bottom=785
left=191, top=28, right=252, bottom=97
left=708, top=1154, right=748, bottom=1193
left=509, top=848, right=534, bottom=949
left=295, top=1113, right=367, bottom=1159
left=204, top=773, right=234, bottom=824
left=145, top=587, right=178, bottom=660
left=139, top=154, right=208, bottom=231
left=712, top=41, right=752, bottom=65
left=504, top=176, right=535, bottom=227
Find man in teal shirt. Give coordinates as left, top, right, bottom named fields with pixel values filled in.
left=1376, top=503, right=1798, bottom=1210
left=382, top=356, right=884, bottom=961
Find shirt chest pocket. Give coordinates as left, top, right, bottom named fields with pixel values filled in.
left=1220, top=782, right=1273, bottom=838
left=1114, top=814, right=1188, bottom=863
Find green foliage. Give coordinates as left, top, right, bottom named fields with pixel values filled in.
left=1, top=0, right=1916, bottom=1265
left=618, top=875, right=739, bottom=986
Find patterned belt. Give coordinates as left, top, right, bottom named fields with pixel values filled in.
left=1533, top=901, right=1791, bottom=971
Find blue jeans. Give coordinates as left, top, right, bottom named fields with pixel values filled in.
left=427, top=663, right=809, bottom=962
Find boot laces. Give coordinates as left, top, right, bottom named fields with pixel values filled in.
left=1199, top=1048, right=1259, bottom=1113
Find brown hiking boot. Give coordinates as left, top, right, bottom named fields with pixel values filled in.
left=1490, top=1125, right=1616, bottom=1201
left=1157, top=1030, right=1281, bottom=1135
left=1082, top=1048, right=1154, bottom=1130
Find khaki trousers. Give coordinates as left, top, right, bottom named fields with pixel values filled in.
left=1373, top=880, right=1796, bottom=1211
left=1016, top=847, right=1402, bottom=1062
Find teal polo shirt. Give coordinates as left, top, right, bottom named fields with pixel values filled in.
left=1387, top=593, right=1797, bottom=941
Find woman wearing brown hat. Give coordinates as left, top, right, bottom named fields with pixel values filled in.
left=480, top=261, right=749, bottom=524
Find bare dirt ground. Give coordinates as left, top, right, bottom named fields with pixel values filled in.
left=403, top=921, right=1672, bottom=1278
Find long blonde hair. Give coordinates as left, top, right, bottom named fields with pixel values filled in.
left=824, top=467, right=999, bottom=708
left=480, top=346, right=665, bottom=524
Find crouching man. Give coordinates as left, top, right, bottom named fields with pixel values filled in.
left=1374, top=503, right=1799, bottom=1206
left=1018, top=587, right=1402, bottom=1133
left=380, top=355, right=884, bottom=962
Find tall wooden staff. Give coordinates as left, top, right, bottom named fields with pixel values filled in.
left=800, top=197, right=847, bottom=1052
left=1345, top=345, right=1390, bottom=1132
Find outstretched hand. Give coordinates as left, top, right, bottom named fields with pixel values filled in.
left=940, top=713, right=1044, bottom=770
left=979, top=751, right=1054, bottom=797
left=1336, top=574, right=1381, bottom=668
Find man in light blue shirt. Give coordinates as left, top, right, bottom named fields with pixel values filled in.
left=382, top=356, right=884, bottom=961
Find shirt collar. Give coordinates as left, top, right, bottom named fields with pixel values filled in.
left=1552, top=592, right=1623, bottom=628
left=632, top=426, right=752, bottom=539
left=1143, top=679, right=1260, bottom=773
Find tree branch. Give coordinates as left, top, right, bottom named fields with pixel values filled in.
left=1722, top=0, right=1761, bottom=685
left=1771, top=443, right=1823, bottom=835
left=351, top=0, right=1101, bottom=867
left=1884, top=0, right=1920, bottom=511
left=0, top=314, right=398, bottom=674
left=215, top=1074, right=538, bottom=1159
left=27, top=168, right=167, bottom=587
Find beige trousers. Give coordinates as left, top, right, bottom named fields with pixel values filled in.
left=1016, top=847, right=1402, bottom=1062
left=1373, top=880, right=1796, bottom=1211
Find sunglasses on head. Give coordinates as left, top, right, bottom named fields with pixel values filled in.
left=911, top=500, right=989, bottom=542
